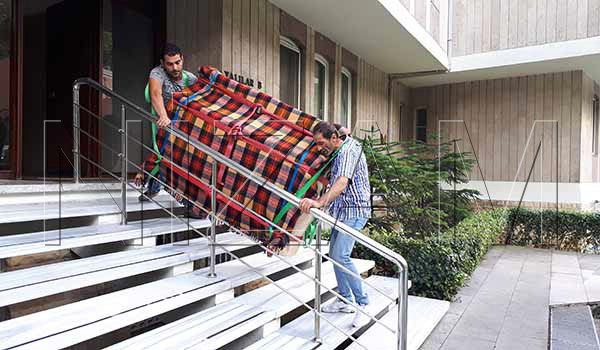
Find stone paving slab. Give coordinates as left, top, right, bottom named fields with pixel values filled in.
left=419, top=245, right=600, bottom=350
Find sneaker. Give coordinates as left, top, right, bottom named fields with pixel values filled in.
left=138, top=190, right=159, bottom=202
left=352, top=304, right=369, bottom=328
left=321, top=299, right=355, bottom=313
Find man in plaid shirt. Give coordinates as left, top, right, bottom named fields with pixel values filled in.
left=300, top=121, right=371, bottom=328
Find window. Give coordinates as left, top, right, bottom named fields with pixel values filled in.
left=340, top=67, right=352, bottom=128
left=0, top=0, right=11, bottom=170
left=314, top=54, right=328, bottom=120
left=279, top=37, right=301, bottom=107
left=594, top=95, right=599, bottom=155
left=415, top=108, right=427, bottom=143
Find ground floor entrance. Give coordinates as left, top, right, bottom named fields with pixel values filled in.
left=2, top=0, right=165, bottom=179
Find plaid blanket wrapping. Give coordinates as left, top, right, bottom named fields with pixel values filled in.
left=142, top=66, right=327, bottom=250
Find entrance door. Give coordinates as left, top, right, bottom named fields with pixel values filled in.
left=45, top=0, right=101, bottom=178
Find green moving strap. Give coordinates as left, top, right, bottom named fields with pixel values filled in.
left=269, top=141, right=347, bottom=246
left=144, top=72, right=190, bottom=178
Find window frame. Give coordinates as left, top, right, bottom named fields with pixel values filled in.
left=340, top=66, right=352, bottom=128
left=314, top=53, right=329, bottom=120
left=415, top=107, right=428, bottom=143
left=279, top=36, right=302, bottom=107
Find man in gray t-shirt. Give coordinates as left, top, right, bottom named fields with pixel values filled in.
left=148, top=43, right=198, bottom=127
left=135, top=43, right=199, bottom=209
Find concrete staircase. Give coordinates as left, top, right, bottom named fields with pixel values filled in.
left=0, top=183, right=450, bottom=350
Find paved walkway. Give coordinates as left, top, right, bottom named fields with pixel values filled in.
left=419, top=245, right=600, bottom=350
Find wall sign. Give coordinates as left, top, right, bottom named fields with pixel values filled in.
left=223, top=71, right=263, bottom=90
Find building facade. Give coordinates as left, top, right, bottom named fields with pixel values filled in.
left=1, top=0, right=599, bottom=205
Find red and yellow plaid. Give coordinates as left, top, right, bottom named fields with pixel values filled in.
left=142, top=66, right=327, bottom=249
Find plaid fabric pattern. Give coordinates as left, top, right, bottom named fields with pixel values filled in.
left=142, top=66, right=327, bottom=248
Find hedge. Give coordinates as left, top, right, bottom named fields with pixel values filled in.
left=353, top=209, right=507, bottom=300
left=504, top=207, right=600, bottom=252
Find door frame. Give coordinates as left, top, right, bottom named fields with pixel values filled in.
left=0, top=0, right=21, bottom=179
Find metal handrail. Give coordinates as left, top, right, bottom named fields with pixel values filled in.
left=73, top=77, right=409, bottom=350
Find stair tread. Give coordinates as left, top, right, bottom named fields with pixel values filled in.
left=243, top=275, right=399, bottom=350
left=0, top=194, right=182, bottom=224
left=108, top=255, right=378, bottom=350
left=0, top=217, right=210, bottom=259
left=0, top=247, right=317, bottom=350
left=347, top=296, right=450, bottom=350
left=0, top=232, right=251, bottom=308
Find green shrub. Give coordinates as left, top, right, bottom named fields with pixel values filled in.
left=505, top=207, right=600, bottom=252
left=359, top=133, right=479, bottom=238
left=354, top=209, right=507, bottom=300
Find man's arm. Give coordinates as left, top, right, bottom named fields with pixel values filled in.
left=149, top=78, right=170, bottom=128
left=299, top=176, right=349, bottom=213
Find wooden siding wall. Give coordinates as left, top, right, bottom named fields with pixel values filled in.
left=166, top=0, right=222, bottom=70
left=221, top=0, right=280, bottom=98
left=399, top=0, right=448, bottom=49
left=452, top=0, right=600, bottom=57
left=411, top=71, right=586, bottom=183
left=354, top=60, right=390, bottom=141
left=581, top=73, right=597, bottom=182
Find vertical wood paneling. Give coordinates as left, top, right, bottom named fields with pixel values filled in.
left=534, top=75, right=544, bottom=182
left=493, top=80, right=502, bottom=180
left=537, top=0, right=547, bottom=45
left=486, top=81, right=495, bottom=179
left=527, top=0, right=537, bottom=46
left=567, top=0, right=579, bottom=40
left=571, top=71, right=582, bottom=181
left=465, top=0, right=475, bottom=54
left=552, top=73, right=562, bottom=182
left=474, top=0, right=484, bottom=53
left=526, top=76, right=537, bottom=182
left=508, top=0, right=519, bottom=48
left=257, top=0, right=265, bottom=91
left=501, top=79, right=511, bottom=180
left=490, top=0, right=501, bottom=50
left=509, top=78, right=519, bottom=181
left=518, top=0, right=528, bottom=47
left=464, top=82, right=472, bottom=162
left=273, top=8, right=280, bottom=98
left=482, top=0, right=492, bottom=51
left=478, top=81, right=487, bottom=180
left=264, top=2, right=273, bottom=95
left=222, top=0, right=233, bottom=72
left=557, top=0, right=569, bottom=40
left=518, top=76, right=528, bottom=181
left=232, top=0, right=242, bottom=74
left=499, top=0, right=510, bottom=49
left=580, top=73, right=593, bottom=181
left=547, top=0, right=558, bottom=42
left=250, top=0, right=259, bottom=86
left=589, top=0, right=600, bottom=37
left=241, top=0, right=251, bottom=77
left=543, top=74, right=554, bottom=182
left=453, top=0, right=599, bottom=57
left=577, top=0, right=589, bottom=38
left=471, top=81, right=480, bottom=180
left=561, top=72, right=572, bottom=182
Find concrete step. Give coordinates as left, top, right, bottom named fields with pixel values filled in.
left=243, top=275, right=399, bottom=350
left=0, top=248, right=318, bottom=350
left=551, top=304, right=600, bottom=350
left=347, top=296, right=450, bottom=350
left=0, top=217, right=210, bottom=262
left=106, top=257, right=375, bottom=350
left=0, top=232, right=253, bottom=313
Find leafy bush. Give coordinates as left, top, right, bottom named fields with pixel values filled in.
left=359, top=134, right=479, bottom=238
left=354, top=209, right=507, bottom=300
left=505, top=207, right=600, bottom=252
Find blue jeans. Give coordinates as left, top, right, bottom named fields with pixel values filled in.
left=330, top=217, right=369, bottom=306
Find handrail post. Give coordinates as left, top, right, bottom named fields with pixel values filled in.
left=397, top=266, right=408, bottom=350
left=72, top=85, right=81, bottom=183
left=313, top=221, right=322, bottom=343
left=120, top=104, right=127, bottom=225
left=208, top=158, right=217, bottom=278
